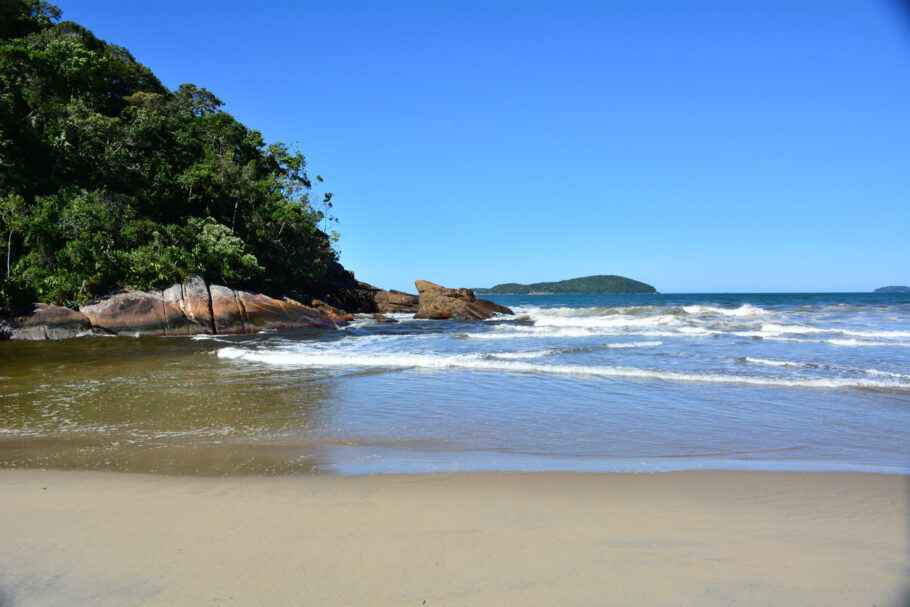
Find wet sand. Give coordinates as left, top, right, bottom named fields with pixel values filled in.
left=0, top=470, right=907, bottom=606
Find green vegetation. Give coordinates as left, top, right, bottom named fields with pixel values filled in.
left=475, top=275, right=658, bottom=295
left=0, top=0, right=337, bottom=307
left=873, top=286, right=910, bottom=293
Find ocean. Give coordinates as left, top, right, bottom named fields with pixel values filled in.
left=1, top=292, right=908, bottom=475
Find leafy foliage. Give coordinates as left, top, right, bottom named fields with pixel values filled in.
left=0, top=2, right=337, bottom=307
left=475, top=275, right=658, bottom=295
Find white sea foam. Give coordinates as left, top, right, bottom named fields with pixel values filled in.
left=840, top=329, right=910, bottom=339
left=758, top=323, right=828, bottom=335
left=190, top=334, right=237, bottom=343
left=467, top=326, right=601, bottom=339
left=828, top=338, right=910, bottom=348
left=682, top=304, right=770, bottom=317
left=744, top=357, right=810, bottom=368
left=865, top=369, right=910, bottom=380
left=483, top=349, right=555, bottom=360
left=604, top=341, right=663, bottom=348
left=216, top=347, right=910, bottom=391
left=530, top=312, right=681, bottom=329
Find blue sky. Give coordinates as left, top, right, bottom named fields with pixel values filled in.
left=54, top=0, right=910, bottom=293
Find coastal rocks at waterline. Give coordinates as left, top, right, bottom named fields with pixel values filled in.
left=81, top=289, right=202, bottom=336
left=0, top=303, right=92, bottom=340
left=208, top=286, right=338, bottom=334
left=1, top=277, right=514, bottom=340
left=372, top=313, right=398, bottom=324
left=1, top=275, right=343, bottom=340
left=374, top=289, right=420, bottom=314
left=161, top=274, right=215, bottom=332
left=413, top=280, right=514, bottom=320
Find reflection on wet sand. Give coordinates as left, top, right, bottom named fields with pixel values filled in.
left=1, top=336, right=339, bottom=474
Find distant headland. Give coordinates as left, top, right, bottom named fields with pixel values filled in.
left=475, top=275, right=658, bottom=295
left=874, top=286, right=910, bottom=293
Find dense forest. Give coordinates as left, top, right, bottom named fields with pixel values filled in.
left=475, top=275, right=658, bottom=295
left=0, top=0, right=338, bottom=308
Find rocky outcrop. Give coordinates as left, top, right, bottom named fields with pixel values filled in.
left=1, top=274, right=516, bottom=340
left=160, top=274, right=215, bottom=333
left=80, top=290, right=201, bottom=336
left=287, top=262, right=423, bottom=315
left=374, top=289, right=419, bottom=313
left=413, top=280, right=513, bottom=320
left=0, top=303, right=93, bottom=340
left=293, top=261, right=380, bottom=313
left=200, top=286, right=340, bottom=334
left=309, top=299, right=355, bottom=322
left=74, top=276, right=341, bottom=338
left=372, top=313, right=398, bottom=324
left=207, top=285, right=245, bottom=334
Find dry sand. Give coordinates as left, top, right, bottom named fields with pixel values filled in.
left=0, top=469, right=907, bottom=606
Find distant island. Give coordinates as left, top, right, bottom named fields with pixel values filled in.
left=874, top=286, right=910, bottom=293
left=475, top=275, right=658, bottom=295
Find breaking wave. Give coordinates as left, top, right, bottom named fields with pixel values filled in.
left=217, top=346, right=910, bottom=391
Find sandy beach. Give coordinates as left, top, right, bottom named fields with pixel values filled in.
left=0, top=470, right=907, bottom=606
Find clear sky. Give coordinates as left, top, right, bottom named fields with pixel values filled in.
left=53, top=0, right=909, bottom=293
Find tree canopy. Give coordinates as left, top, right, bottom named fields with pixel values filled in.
left=0, top=0, right=337, bottom=307
left=475, top=275, right=658, bottom=295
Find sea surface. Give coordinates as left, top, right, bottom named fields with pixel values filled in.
left=1, top=293, right=908, bottom=475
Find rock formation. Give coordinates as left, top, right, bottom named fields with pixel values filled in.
left=160, top=274, right=215, bottom=333
left=1, top=275, right=516, bottom=340
left=413, top=280, right=513, bottom=320
left=80, top=289, right=203, bottom=336
left=371, top=313, right=398, bottom=324
left=1, top=275, right=343, bottom=340
left=0, top=303, right=92, bottom=340
left=374, top=289, right=420, bottom=313
left=207, top=287, right=338, bottom=334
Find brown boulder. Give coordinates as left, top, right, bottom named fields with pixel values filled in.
left=413, top=280, right=513, bottom=320
left=209, top=285, right=246, bottom=334
left=372, top=313, right=398, bottom=324
left=309, top=299, right=356, bottom=322
left=160, top=274, right=215, bottom=334
left=210, top=286, right=339, bottom=334
left=373, top=289, right=419, bottom=313
left=0, top=303, right=92, bottom=340
left=80, top=290, right=197, bottom=336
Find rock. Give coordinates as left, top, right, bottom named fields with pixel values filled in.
left=210, top=286, right=339, bottom=334
left=80, top=290, right=197, bottom=336
left=240, top=291, right=339, bottom=332
left=209, top=285, right=247, bottom=334
left=374, top=289, right=419, bottom=313
left=372, top=313, right=398, bottom=324
left=0, top=303, right=92, bottom=340
left=160, top=274, right=215, bottom=333
left=413, top=280, right=513, bottom=320
left=293, top=261, right=381, bottom=313
left=310, top=299, right=356, bottom=322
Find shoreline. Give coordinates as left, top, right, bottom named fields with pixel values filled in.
left=2, top=469, right=907, bottom=606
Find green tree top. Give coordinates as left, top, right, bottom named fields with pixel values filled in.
left=0, top=1, right=339, bottom=307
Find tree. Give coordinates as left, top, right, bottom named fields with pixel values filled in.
left=0, top=192, right=25, bottom=278
left=0, top=1, right=340, bottom=308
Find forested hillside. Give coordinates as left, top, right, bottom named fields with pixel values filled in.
left=475, top=275, right=658, bottom=294
left=0, top=0, right=337, bottom=307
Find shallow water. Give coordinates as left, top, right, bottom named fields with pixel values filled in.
left=1, top=293, right=908, bottom=475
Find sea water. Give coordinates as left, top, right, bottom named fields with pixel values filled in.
left=1, top=293, right=908, bottom=475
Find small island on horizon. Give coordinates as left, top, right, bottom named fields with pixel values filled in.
left=475, top=274, right=658, bottom=295
left=874, top=285, right=910, bottom=293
